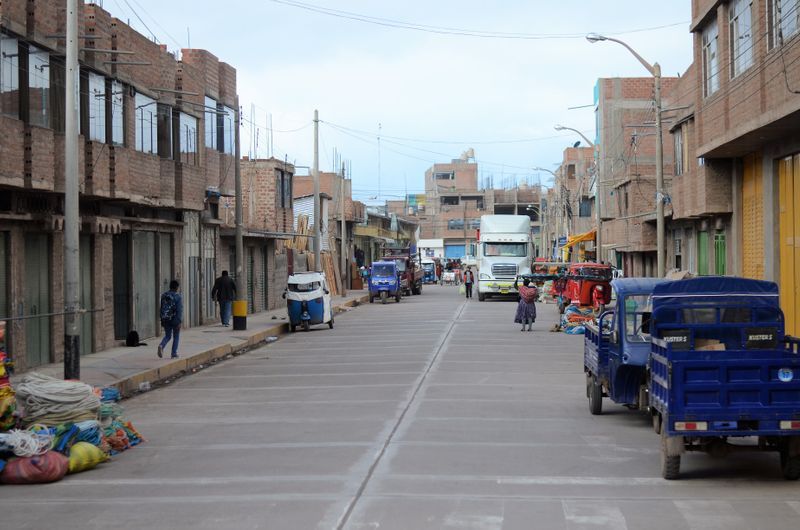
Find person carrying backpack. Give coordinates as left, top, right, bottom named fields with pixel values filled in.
left=158, top=280, right=183, bottom=359
left=211, top=270, right=236, bottom=327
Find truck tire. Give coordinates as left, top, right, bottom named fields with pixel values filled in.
left=589, top=375, right=603, bottom=415
left=290, top=324, right=296, bottom=332
left=381, top=291, right=387, bottom=304
left=661, top=430, right=681, bottom=480
left=302, top=320, right=310, bottom=332
left=652, top=413, right=662, bottom=435
left=328, top=315, right=334, bottom=329
left=478, top=292, right=486, bottom=302
left=780, top=440, right=800, bottom=480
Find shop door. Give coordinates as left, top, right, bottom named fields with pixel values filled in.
left=112, top=233, right=130, bottom=340
left=697, top=231, right=709, bottom=276
left=24, top=234, right=50, bottom=368
left=79, top=234, right=92, bottom=355
left=133, top=232, right=157, bottom=339
left=184, top=212, right=201, bottom=327
left=742, top=153, right=764, bottom=279
left=202, top=226, right=216, bottom=320
left=714, top=231, right=726, bottom=276
left=779, top=154, right=800, bottom=336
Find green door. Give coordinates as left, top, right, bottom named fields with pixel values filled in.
left=80, top=234, right=93, bottom=355
left=25, top=234, right=50, bottom=368
left=133, top=231, right=157, bottom=339
left=698, top=231, right=709, bottom=276
left=714, top=231, right=726, bottom=275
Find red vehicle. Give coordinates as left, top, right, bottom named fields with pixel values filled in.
left=560, top=262, right=613, bottom=313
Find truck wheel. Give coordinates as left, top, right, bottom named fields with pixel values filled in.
left=381, top=291, right=387, bottom=304
left=661, top=430, right=681, bottom=480
left=478, top=292, right=485, bottom=302
left=302, top=320, right=310, bottom=332
left=589, top=375, right=603, bottom=415
left=652, top=413, right=662, bottom=435
left=369, top=295, right=374, bottom=303
left=290, top=324, right=296, bottom=332
left=780, top=443, right=800, bottom=480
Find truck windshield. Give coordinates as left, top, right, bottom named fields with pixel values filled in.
left=624, top=295, right=653, bottom=342
left=372, top=264, right=395, bottom=277
left=289, top=281, right=320, bottom=292
left=483, top=243, right=527, bottom=257
left=395, top=260, right=407, bottom=272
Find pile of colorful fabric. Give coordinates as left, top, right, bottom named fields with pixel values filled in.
left=561, top=305, right=596, bottom=335
left=0, top=369, right=146, bottom=485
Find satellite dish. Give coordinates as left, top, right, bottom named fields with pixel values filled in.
left=573, top=141, right=581, bottom=148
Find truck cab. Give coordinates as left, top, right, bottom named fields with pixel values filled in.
left=584, top=278, right=667, bottom=415
left=476, top=215, right=532, bottom=301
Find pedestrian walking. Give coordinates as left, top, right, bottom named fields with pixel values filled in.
left=464, top=267, right=475, bottom=299
left=158, top=280, right=183, bottom=358
left=513, top=277, right=537, bottom=332
left=211, top=270, right=236, bottom=326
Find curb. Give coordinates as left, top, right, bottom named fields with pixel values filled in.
left=114, top=294, right=370, bottom=398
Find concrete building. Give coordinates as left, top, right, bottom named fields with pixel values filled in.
left=0, top=1, right=240, bottom=371
left=688, top=0, right=800, bottom=334
left=595, top=76, right=679, bottom=276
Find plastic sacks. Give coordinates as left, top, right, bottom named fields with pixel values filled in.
left=0, top=451, right=69, bottom=484
left=561, top=305, right=595, bottom=335
left=68, top=442, right=108, bottom=474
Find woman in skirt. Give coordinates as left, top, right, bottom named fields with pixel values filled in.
left=513, top=277, right=538, bottom=332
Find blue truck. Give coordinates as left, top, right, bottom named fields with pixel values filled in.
left=584, top=276, right=800, bottom=480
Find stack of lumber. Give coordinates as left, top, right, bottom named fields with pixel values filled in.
left=288, top=215, right=310, bottom=251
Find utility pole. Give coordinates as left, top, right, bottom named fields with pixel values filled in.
left=233, top=98, right=246, bottom=330
left=340, top=162, right=347, bottom=296
left=313, top=110, right=321, bottom=272
left=64, top=0, right=80, bottom=380
left=654, top=63, right=665, bottom=278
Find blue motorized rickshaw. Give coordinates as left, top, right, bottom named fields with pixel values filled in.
left=421, top=259, right=436, bottom=284
left=283, top=271, right=333, bottom=332
left=648, top=277, right=800, bottom=479
left=369, top=260, right=401, bottom=304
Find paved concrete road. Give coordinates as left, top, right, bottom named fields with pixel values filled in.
left=3, top=286, right=799, bottom=529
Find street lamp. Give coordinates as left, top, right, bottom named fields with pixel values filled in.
left=586, top=33, right=665, bottom=277
left=555, top=124, right=601, bottom=262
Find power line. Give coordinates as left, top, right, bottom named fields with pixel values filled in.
left=268, top=0, right=688, bottom=40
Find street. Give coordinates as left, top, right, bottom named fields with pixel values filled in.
left=2, top=286, right=800, bottom=529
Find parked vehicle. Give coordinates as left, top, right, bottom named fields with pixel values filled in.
left=585, top=276, right=800, bottom=480
left=476, top=215, right=532, bottom=301
left=560, top=262, right=613, bottom=314
left=648, top=277, right=800, bottom=479
left=421, top=259, right=437, bottom=284
left=584, top=278, right=667, bottom=415
left=283, top=271, right=334, bottom=332
left=369, top=261, right=402, bottom=304
left=382, top=247, right=423, bottom=296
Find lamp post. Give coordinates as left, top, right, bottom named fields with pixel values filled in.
left=586, top=33, right=664, bottom=277
left=554, top=124, right=601, bottom=262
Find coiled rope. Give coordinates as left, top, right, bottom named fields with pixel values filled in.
left=0, top=425, right=53, bottom=457
left=16, top=373, right=100, bottom=426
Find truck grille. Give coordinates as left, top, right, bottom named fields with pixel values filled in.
left=491, top=264, right=517, bottom=278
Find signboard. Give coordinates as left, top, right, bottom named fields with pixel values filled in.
left=558, top=236, right=567, bottom=247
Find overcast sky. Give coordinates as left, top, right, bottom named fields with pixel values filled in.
left=103, top=0, right=692, bottom=203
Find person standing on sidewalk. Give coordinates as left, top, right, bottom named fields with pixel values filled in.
left=158, top=280, right=183, bottom=359
left=464, top=267, right=475, bottom=299
left=211, top=270, right=237, bottom=327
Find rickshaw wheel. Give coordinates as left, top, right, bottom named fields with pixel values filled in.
left=328, top=316, right=334, bottom=329
left=661, top=430, right=681, bottom=480
left=302, top=320, right=310, bottom=332
left=369, top=295, right=374, bottom=303
left=381, top=291, right=388, bottom=304
left=290, top=324, right=296, bottom=332
left=396, top=292, right=401, bottom=303
left=588, top=375, right=603, bottom=415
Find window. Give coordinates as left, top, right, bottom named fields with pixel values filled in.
left=714, top=231, right=726, bottom=275
left=448, top=219, right=465, bottom=230
left=729, top=0, right=754, bottom=77
left=435, top=172, right=454, bottom=180
left=87, top=72, right=105, bottom=142
left=217, top=104, right=235, bottom=155
left=673, top=127, right=684, bottom=175
left=110, top=80, right=124, bottom=145
left=702, top=19, right=720, bottom=96
left=157, top=104, right=172, bottom=159
left=135, top=92, right=157, bottom=154
left=204, top=96, right=217, bottom=148
left=674, top=234, right=682, bottom=270
left=0, top=35, right=18, bottom=118
left=624, top=295, right=653, bottom=342
left=579, top=197, right=592, bottom=217
left=275, top=169, right=293, bottom=209
left=28, top=45, right=50, bottom=127
left=178, top=112, right=198, bottom=165
left=567, top=164, right=576, bottom=179
left=483, top=243, right=527, bottom=257
left=769, top=0, right=800, bottom=49
left=440, top=196, right=459, bottom=206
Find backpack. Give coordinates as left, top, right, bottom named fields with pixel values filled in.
left=160, top=291, right=177, bottom=325
left=125, top=330, right=146, bottom=347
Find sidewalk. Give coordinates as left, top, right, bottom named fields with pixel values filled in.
left=16, top=290, right=369, bottom=396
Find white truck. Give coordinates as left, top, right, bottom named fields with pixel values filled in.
left=476, top=215, right=533, bottom=301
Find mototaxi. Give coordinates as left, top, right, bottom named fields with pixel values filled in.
left=421, top=259, right=437, bottom=284
left=283, top=271, right=334, bottom=332
left=560, top=262, right=613, bottom=314
left=369, top=260, right=402, bottom=304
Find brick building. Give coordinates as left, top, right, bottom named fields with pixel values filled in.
left=546, top=146, right=596, bottom=260
left=595, top=76, right=678, bottom=276
left=687, top=0, right=800, bottom=334
left=0, top=1, right=241, bottom=371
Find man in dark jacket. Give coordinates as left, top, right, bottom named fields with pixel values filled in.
left=211, top=270, right=237, bottom=327
left=158, top=280, right=183, bottom=359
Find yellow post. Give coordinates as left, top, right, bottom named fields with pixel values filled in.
left=233, top=300, right=247, bottom=330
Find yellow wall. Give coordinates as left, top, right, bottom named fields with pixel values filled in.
left=742, top=154, right=764, bottom=280
left=779, top=154, right=800, bottom=336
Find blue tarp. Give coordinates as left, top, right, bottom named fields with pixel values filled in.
left=651, top=276, right=780, bottom=310
left=611, top=278, right=669, bottom=298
